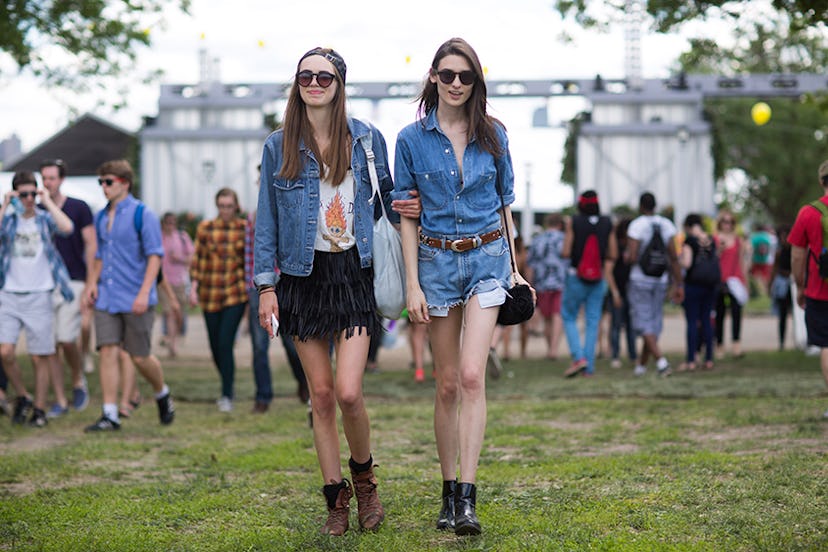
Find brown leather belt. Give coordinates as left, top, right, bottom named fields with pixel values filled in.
left=419, top=228, right=503, bottom=252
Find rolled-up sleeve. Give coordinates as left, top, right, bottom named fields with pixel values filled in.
left=393, top=135, right=416, bottom=204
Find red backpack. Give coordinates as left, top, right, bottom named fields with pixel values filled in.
left=572, top=215, right=610, bottom=283
left=576, top=233, right=603, bottom=282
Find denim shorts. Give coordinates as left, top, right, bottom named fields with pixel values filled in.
left=417, top=234, right=511, bottom=317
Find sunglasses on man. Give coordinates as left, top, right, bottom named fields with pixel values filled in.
left=296, top=70, right=336, bottom=88
left=98, top=178, right=120, bottom=187
left=435, top=69, right=476, bottom=86
left=17, top=191, right=37, bottom=199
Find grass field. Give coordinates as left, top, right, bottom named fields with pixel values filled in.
left=1, top=349, right=826, bottom=551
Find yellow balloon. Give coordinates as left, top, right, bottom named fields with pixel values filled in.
left=751, top=102, right=772, bottom=126
left=405, top=55, right=411, bottom=64
left=257, top=39, right=265, bottom=48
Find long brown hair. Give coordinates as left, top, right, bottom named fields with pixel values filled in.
left=279, top=48, right=351, bottom=184
left=417, top=37, right=504, bottom=158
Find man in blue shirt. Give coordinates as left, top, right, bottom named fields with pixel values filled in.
left=83, top=159, right=174, bottom=431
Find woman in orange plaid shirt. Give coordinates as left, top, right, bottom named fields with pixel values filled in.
left=189, top=188, right=248, bottom=412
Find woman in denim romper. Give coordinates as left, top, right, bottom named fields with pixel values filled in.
left=394, top=38, right=533, bottom=536
left=253, top=47, right=419, bottom=536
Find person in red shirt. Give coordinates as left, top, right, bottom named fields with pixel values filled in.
left=788, top=159, right=828, bottom=420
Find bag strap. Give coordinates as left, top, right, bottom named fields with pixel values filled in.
left=494, top=175, right=518, bottom=277
left=357, top=129, right=390, bottom=222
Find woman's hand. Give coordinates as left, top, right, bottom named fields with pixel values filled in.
left=258, top=289, right=280, bottom=338
left=392, top=190, right=421, bottom=219
left=406, top=287, right=430, bottom=324
left=514, top=272, right=537, bottom=304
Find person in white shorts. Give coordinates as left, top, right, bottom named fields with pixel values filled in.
left=0, top=171, right=75, bottom=428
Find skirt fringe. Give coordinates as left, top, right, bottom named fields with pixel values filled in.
left=277, top=248, right=379, bottom=341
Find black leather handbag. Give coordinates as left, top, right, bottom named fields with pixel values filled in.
left=495, top=183, right=535, bottom=326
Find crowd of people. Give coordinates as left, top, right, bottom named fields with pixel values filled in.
left=3, top=37, right=828, bottom=539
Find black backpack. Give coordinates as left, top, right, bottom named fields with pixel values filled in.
left=639, top=222, right=669, bottom=277
left=685, top=237, right=720, bottom=286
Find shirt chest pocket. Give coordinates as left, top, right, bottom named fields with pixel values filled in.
left=465, top=169, right=498, bottom=211
left=272, top=177, right=306, bottom=210
left=415, top=170, right=448, bottom=210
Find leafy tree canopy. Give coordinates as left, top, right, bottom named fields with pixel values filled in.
left=0, top=0, right=190, bottom=99
left=552, top=0, right=827, bottom=35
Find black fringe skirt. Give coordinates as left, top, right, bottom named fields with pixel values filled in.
left=277, top=247, right=380, bottom=342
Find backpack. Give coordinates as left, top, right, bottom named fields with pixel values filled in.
left=572, top=216, right=610, bottom=283
left=95, top=201, right=145, bottom=247
left=685, top=237, right=720, bottom=286
left=577, top=234, right=603, bottom=282
left=639, top=222, right=669, bottom=277
left=809, top=200, right=828, bottom=279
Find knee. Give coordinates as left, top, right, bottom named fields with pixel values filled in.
left=435, top=375, right=459, bottom=404
left=0, top=346, right=14, bottom=366
left=311, top=386, right=337, bottom=420
left=458, top=367, right=484, bottom=395
left=336, top=386, right=364, bottom=415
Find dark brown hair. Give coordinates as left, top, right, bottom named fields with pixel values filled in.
left=97, top=159, right=134, bottom=189
left=39, top=158, right=66, bottom=178
left=12, top=171, right=37, bottom=190
left=417, top=37, right=504, bottom=158
left=279, top=48, right=350, bottom=185
left=215, top=187, right=241, bottom=214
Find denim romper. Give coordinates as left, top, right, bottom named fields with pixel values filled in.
left=393, top=109, right=515, bottom=316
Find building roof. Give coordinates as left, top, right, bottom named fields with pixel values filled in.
left=5, top=113, right=135, bottom=176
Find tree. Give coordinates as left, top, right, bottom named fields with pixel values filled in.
left=552, top=0, right=828, bottom=35
left=556, top=1, right=828, bottom=223
left=707, top=97, right=828, bottom=224
left=680, top=17, right=828, bottom=223
left=0, top=1, right=190, bottom=101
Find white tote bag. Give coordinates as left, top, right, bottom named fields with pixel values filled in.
left=359, top=132, right=406, bottom=319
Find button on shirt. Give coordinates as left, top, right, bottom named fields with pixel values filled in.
left=394, top=108, right=515, bottom=239
left=95, top=195, right=164, bottom=313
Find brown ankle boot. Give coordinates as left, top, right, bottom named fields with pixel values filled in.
left=350, top=465, right=385, bottom=531
left=321, top=479, right=352, bottom=536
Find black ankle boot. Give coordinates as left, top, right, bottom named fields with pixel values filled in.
left=436, top=480, right=456, bottom=530
left=454, top=482, right=481, bottom=536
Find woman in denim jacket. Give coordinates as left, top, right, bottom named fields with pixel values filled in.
left=253, top=47, right=418, bottom=536
left=395, top=38, right=533, bottom=536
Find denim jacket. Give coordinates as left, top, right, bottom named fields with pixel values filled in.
left=253, top=118, right=397, bottom=287
left=393, top=108, right=515, bottom=239
left=0, top=211, right=74, bottom=300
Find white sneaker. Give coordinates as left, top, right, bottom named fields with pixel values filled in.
left=633, top=365, right=647, bottom=376
left=216, top=396, right=233, bottom=412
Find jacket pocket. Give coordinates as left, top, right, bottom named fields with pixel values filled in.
left=272, top=177, right=305, bottom=210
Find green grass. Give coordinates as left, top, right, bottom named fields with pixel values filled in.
left=1, top=350, right=827, bottom=551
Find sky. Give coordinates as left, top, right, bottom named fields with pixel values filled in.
left=0, top=0, right=694, bottom=212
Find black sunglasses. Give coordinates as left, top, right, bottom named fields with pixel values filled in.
left=17, top=191, right=37, bottom=199
left=435, top=69, right=476, bottom=86
left=296, top=70, right=336, bottom=88
left=98, top=178, right=119, bottom=187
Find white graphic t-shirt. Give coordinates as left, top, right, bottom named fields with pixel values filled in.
left=4, top=216, right=55, bottom=292
left=314, top=169, right=356, bottom=252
